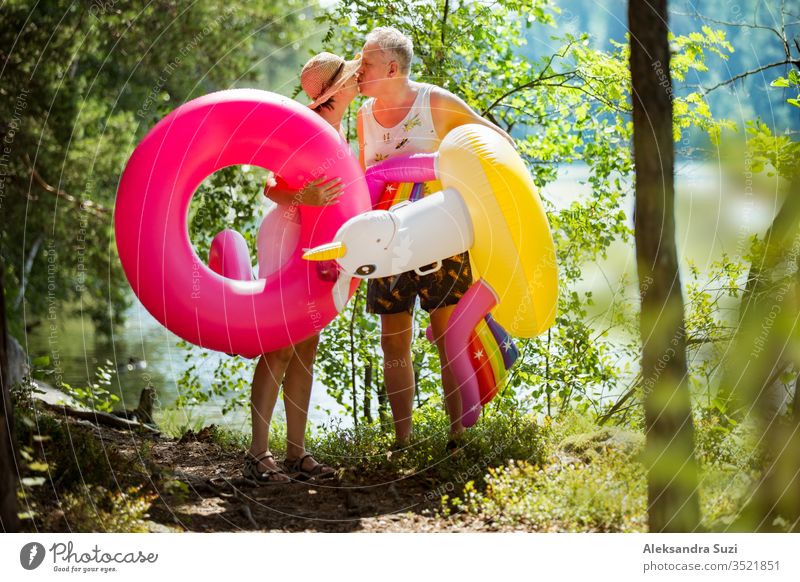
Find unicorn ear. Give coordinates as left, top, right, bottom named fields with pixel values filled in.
left=302, top=241, right=347, bottom=261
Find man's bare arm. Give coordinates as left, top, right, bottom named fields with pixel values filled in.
left=430, top=89, right=515, bottom=147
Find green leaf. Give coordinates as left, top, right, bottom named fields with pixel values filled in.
left=31, top=355, right=50, bottom=367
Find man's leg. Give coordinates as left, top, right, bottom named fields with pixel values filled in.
left=430, top=305, right=464, bottom=437
left=380, top=312, right=415, bottom=442
left=419, top=251, right=472, bottom=441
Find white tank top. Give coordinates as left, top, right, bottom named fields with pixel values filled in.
left=361, top=83, right=441, bottom=168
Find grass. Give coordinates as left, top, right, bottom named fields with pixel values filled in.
left=308, top=396, right=547, bottom=489
left=38, top=485, right=157, bottom=533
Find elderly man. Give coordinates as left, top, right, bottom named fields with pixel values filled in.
left=356, top=26, right=514, bottom=454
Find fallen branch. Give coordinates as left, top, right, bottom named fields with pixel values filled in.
left=40, top=400, right=161, bottom=435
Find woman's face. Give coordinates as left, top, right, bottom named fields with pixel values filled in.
left=334, top=73, right=359, bottom=106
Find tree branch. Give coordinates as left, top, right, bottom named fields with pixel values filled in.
left=480, top=70, right=579, bottom=116
left=702, top=59, right=800, bottom=94
left=672, top=9, right=785, bottom=45
left=25, top=155, right=109, bottom=217
left=597, top=374, right=641, bottom=426
left=480, top=40, right=580, bottom=116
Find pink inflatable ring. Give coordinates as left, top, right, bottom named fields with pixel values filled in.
left=115, top=89, right=368, bottom=357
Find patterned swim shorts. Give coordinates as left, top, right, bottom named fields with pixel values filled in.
left=366, top=251, right=473, bottom=314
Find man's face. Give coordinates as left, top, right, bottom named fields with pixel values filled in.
left=357, top=42, right=392, bottom=97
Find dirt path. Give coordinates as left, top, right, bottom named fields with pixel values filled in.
left=74, top=419, right=497, bottom=533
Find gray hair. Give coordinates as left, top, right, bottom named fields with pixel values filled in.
left=365, top=27, right=413, bottom=74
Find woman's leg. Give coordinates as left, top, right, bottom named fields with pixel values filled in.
left=282, top=334, right=335, bottom=476
left=282, top=334, right=319, bottom=461
left=249, top=347, right=293, bottom=472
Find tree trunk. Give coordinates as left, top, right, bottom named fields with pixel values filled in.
left=629, top=0, right=700, bottom=532
left=348, top=290, right=360, bottom=429
left=727, top=177, right=800, bottom=531
left=363, top=360, right=373, bottom=424
left=377, top=378, right=389, bottom=429
left=0, top=260, right=20, bottom=532
left=722, top=188, right=800, bottom=414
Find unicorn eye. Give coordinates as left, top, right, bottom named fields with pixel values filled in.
left=356, top=264, right=376, bottom=276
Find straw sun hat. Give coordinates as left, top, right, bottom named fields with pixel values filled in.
left=300, top=51, right=362, bottom=109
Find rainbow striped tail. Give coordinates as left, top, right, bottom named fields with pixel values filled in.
left=427, top=313, right=519, bottom=408
left=375, top=181, right=426, bottom=210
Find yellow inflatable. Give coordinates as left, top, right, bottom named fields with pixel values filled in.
left=437, top=124, right=558, bottom=337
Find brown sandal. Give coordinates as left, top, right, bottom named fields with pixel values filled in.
left=283, top=453, right=336, bottom=481
left=243, top=451, right=290, bottom=484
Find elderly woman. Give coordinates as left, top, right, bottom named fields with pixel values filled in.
left=243, top=51, right=361, bottom=483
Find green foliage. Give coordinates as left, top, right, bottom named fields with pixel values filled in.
left=0, top=0, right=315, bottom=339
left=156, top=406, right=212, bottom=439
left=61, top=361, right=121, bottom=414
left=13, top=401, right=160, bottom=530
left=693, top=407, right=763, bottom=530
left=437, top=409, right=758, bottom=531
left=667, top=27, right=736, bottom=143
left=189, top=165, right=271, bottom=261
left=174, top=345, right=255, bottom=416
left=45, top=485, right=156, bottom=533
left=770, top=70, right=800, bottom=109
left=693, top=407, right=758, bottom=471
left=454, top=452, right=647, bottom=532
left=683, top=254, right=747, bottom=405
left=13, top=405, right=144, bottom=529
left=743, top=120, right=800, bottom=178
left=558, top=427, right=644, bottom=461
left=26, top=355, right=121, bottom=413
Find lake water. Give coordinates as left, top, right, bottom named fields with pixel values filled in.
left=24, top=161, right=780, bottom=431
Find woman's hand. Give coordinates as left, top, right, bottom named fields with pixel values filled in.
left=264, top=175, right=344, bottom=207
left=296, top=176, right=344, bottom=206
